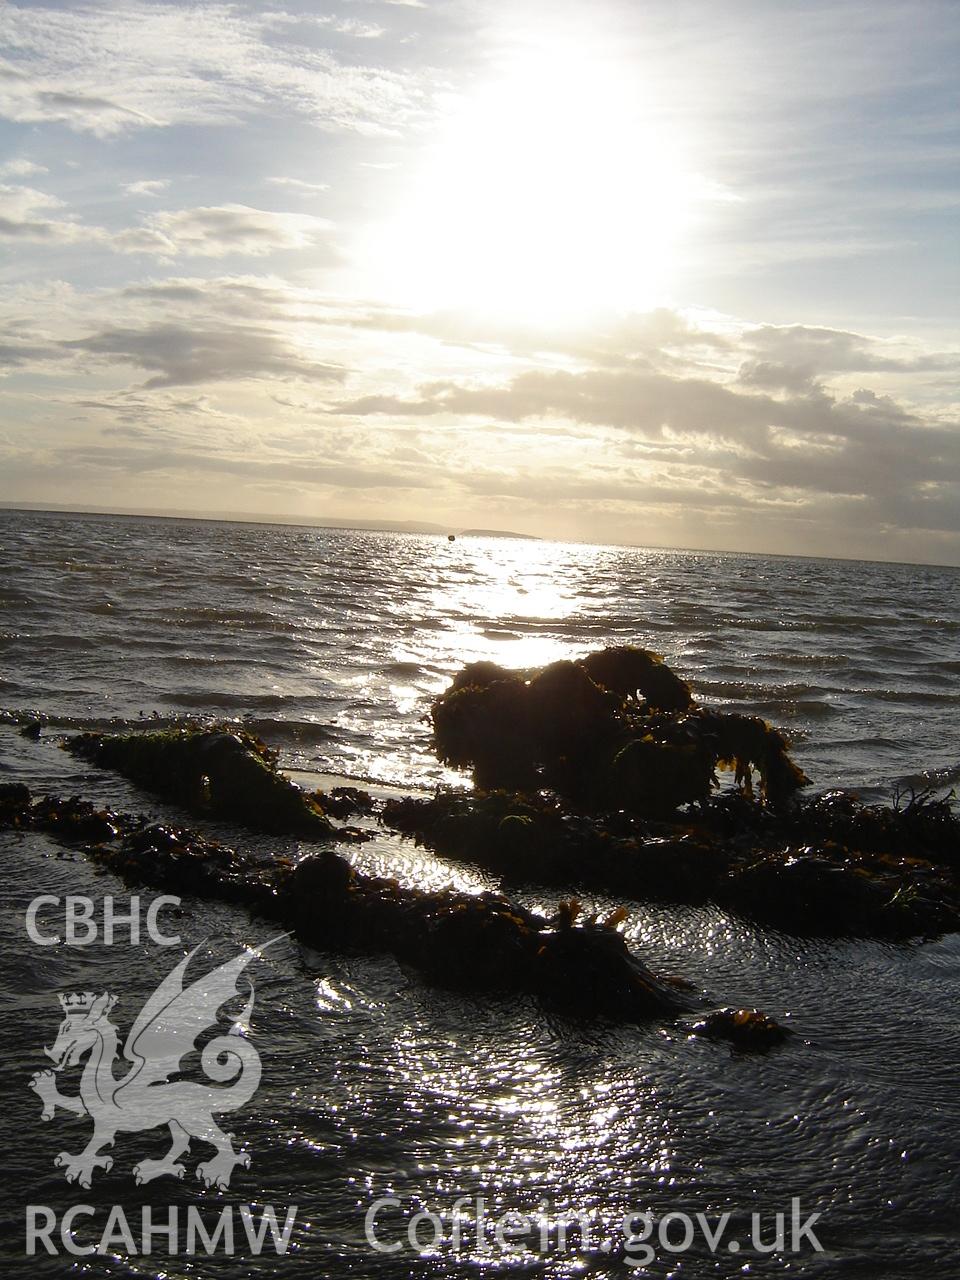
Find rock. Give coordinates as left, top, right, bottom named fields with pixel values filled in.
left=690, top=1007, right=791, bottom=1050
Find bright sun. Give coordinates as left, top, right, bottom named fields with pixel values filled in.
left=359, top=37, right=705, bottom=321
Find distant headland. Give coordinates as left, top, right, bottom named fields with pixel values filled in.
left=457, top=528, right=540, bottom=540
left=0, top=503, right=536, bottom=541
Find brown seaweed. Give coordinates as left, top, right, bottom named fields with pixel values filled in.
left=0, top=785, right=719, bottom=1030
left=688, top=1007, right=791, bottom=1051
left=383, top=786, right=960, bottom=938
left=65, top=725, right=336, bottom=837
left=431, top=647, right=809, bottom=812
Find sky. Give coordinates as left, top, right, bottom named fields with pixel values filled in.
left=1, top=0, right=958, bottom=563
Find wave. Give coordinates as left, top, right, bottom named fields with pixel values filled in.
left=694, top=679, right=829, bottom=700
left=754, top=651, right=851, bottom=669
left=381, top=661, right=427, bottom=678
left=873, top=689, right=960, bottom=706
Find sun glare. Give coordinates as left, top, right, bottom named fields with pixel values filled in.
left=360, top=37, right=703, bottom=321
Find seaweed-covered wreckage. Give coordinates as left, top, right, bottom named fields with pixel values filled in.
left=383, top=647, right=960, bottom=938
left=67, top=725, right=339, bottom=837
left=0, top=730, right=784, bottom=1047
left=429, top=649, right=808, bottom=810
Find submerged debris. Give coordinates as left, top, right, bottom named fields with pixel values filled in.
left=66, top=725, right=336, bottom=837
left=384, top=788, right=729, bottom=903
left=406, top=647, right=960, bottom=937
left=431, top=646, right=809, bottom=812
left=1, top=786, right=716, bottom=1029
left=0, top=783, right=129, bottom=843
left=383, top=785, right=960, bottom=938
left=7, top=620, right=956, bottom=1047
left=314, top=785, right=375, bottom=821
left=284, top=856, right=690, bottom=1019
left=49, top=688, right=960, bottom=940
left=688, top=1007, right=791, bottom=1051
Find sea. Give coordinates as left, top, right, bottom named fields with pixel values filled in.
left=0, top=507, right=958, bottom=1278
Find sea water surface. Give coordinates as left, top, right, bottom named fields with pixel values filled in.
left=1, top=509, right=959, bottom=1278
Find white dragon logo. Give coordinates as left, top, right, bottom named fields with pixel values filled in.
left=28, top=939, right=278, bottom=1191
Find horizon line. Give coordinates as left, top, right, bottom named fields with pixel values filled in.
left=1, top=500, right=957, bottom=572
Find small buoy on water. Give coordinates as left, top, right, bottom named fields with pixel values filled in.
left=448, top=533, right=456, bottom=542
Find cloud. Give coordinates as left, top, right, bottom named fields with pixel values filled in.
left=124, top=179, right=171, bottom=197
left=741, top=323, right=959, bottom=379
left=333, top=367, right=788, bottom=437
left=119, top=275, right=297, bottom=308
left=37, top=273, right=362, bottom=396
left=5, top=439, right=436, bottom=496
left=0, top=157, right=46, bottom=177
left=2, top=269, right=958, bottom=554
left=330, top=352, right=960, bottom=536
left=113, top=204, right=337, bottom=258
left=0, top=52, right=161, bottom=134
left=64, top=320, right=345, bottom=388
left=0, top=192, right=338, bottom=260
left=69, top=388, right=233, bottom=430
left=309, top=16, right=387, bottom=40
left=737, top=360, right=820, bottom=394
left=267, top=177, right=331, bottom=195
left=0, top=4, right=431, bottom=137
left=0, top=332, right=61, bottom=370
left=0, top=184, right=88, bottom=242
